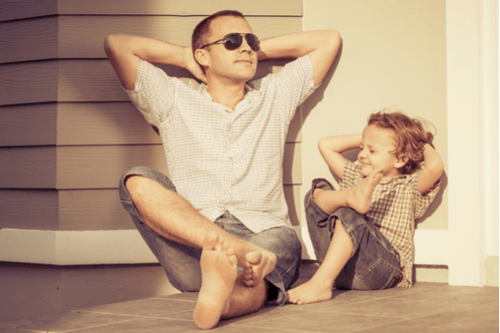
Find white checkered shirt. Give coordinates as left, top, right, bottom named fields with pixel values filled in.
left=341, top=160, right=441, bottom=287
left=126, top=56, right=316, bottom=233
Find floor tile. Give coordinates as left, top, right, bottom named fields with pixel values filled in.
left=0, top=311, right=137, bottom=332
left=356, top=300, right=499, bottom=333
left=79, top=297, right=196, bottom=318
left=68, top=317, right=197, bottom=333
left=2, top=283, right=497, bottom=333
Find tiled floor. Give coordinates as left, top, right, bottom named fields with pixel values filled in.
left=1, top=279, right=498, bottom=332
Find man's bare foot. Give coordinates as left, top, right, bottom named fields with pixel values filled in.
left=345, top=168, right=383, bottom=214
left=242, top=250, right=277, bottom=287
left=287, top=278, right=333, bottom=305
left=193, top=232, right=238, bottom=330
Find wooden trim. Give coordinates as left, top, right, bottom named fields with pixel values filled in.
left=0, top=227, right=448, bottom=266
left=1, top=0, right=301, bottom=22
left=56, top=0, right=302, bottom=16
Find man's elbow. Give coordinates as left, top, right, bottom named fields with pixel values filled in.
left=103, top=34, right=124, bottom=58
left=326, top=30, right=341, bottom=53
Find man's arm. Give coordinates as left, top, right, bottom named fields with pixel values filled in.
left=257, top=30, right=341, bottom=86
left=417, top=144, right=444, bottom=194
left=318, top=134, right=361, bottom=179
left=103, top=34, right=206, bottom=90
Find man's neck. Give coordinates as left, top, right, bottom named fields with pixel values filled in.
left=206, top=79, right=247, bottom=111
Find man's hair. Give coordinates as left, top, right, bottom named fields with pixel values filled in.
left=368, top=110, right=435, bottom=174
left=192, top=10, right=246, bottom=52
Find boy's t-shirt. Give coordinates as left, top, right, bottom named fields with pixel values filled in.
left=340, top=159, right=441, bottom=287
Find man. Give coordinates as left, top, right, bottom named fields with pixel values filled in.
left=104, top=10, right=340, bottom=329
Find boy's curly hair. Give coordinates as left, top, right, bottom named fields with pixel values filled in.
left=368, top=110, right=435, bottom=174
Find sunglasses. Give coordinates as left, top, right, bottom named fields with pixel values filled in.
left=201, top=33, right=260, bottom=52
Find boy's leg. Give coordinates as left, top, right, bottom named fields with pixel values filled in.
left=332, top=207, right=400, bottom=291
left=288, top=179, right=399, bottom=304
left=287, top=215, right=352, bottom=304
left=313, top=170, right=383, bottom=215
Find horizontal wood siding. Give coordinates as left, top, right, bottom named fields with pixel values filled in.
left=0, top=0, right=301, bottom=22
left=0, top=0, right=304, bottom=233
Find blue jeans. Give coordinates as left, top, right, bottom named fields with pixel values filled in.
left=305, top=178, right=400, bottom=290
left=119, top=166, right=301, bottom=305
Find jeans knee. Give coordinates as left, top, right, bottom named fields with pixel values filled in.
left=119, top=166, right=176, bottom=198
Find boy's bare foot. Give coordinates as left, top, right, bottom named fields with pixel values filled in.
left=345, top=168, right=383, bottom=214
left=193, top=232, right=238, bottom=330
left=287, top=278, right=333, bottom=305
left=242, top=250, right=277, bottom=287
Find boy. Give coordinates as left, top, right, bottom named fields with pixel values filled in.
left=288, top=111, right=443, bottom=305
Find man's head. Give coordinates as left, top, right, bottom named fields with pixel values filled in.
left=191, top=10, right=259, bottom=82
left=192, top=10, right=246, bottom=52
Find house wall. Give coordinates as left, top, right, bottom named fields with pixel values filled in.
left=0, top=0, right=303, bottom=321
left=0, top=0, right=497, bottom=323
left=300, top=0, right=498, bottom=285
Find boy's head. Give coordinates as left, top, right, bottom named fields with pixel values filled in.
left=359, top=111, right=434, bottom=177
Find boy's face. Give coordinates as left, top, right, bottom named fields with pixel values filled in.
left=358, top=124, right=405, bottom=180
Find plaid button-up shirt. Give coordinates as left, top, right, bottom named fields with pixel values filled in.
left=341, top=160, right=441, bottom=287
left=126, top=56, right=316, bottom=233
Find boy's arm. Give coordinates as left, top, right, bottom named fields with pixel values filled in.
left=417, top=144, right=444, bottom=194
left=103, top=34, right=206, bottom=91
left=257, top=30, right=341, bottom=86
left=318, top=134, right=362, bottom=179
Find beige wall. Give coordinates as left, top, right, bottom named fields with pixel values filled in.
left=300, top=0, right=448, bottom=230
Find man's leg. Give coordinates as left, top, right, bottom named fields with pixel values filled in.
left=193, top=231, right=269, bottom=330
left=119, top=166, right=202, bottom=291
left=217, top=212, right=302, bottom=306
left=119, top=167, right=277, bottom=329
left=122, top=169, right=276, bottom=282
left=194, top=212, right=301, bottom=328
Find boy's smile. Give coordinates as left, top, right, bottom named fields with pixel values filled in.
left=358, top=124, right=405, bottom=181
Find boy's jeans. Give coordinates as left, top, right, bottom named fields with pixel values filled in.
left=305, top=178, right=400, bottom=290
left=119, top=166, right=301, bottom=305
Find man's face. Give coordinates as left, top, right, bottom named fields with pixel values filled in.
left=201, top=16, right=258, bottom=83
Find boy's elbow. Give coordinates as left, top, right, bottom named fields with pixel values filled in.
left=429, top=158, right=445, bottom=179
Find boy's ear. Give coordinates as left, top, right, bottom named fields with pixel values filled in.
left=394, top=154, right=408, bottom=169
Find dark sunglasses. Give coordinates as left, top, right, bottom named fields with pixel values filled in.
left=201, top=33, right=260, bottom=52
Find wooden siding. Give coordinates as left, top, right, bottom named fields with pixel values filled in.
left=1, top=0, right=301, bottom=22
left=0, top=0, right=304, bottom=233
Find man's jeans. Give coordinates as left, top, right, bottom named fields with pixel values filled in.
left=119, top=166, right=301, bottom=305
left=305, top=178, right=400, bottom=290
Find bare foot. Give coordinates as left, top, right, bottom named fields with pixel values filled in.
left=242, top=250, right=277, bottom=287
left=287, top=278, right=333, bottom=305
left=345, top=168, right=383, bottom=214
left=193, top=232, right=238, bottom=330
